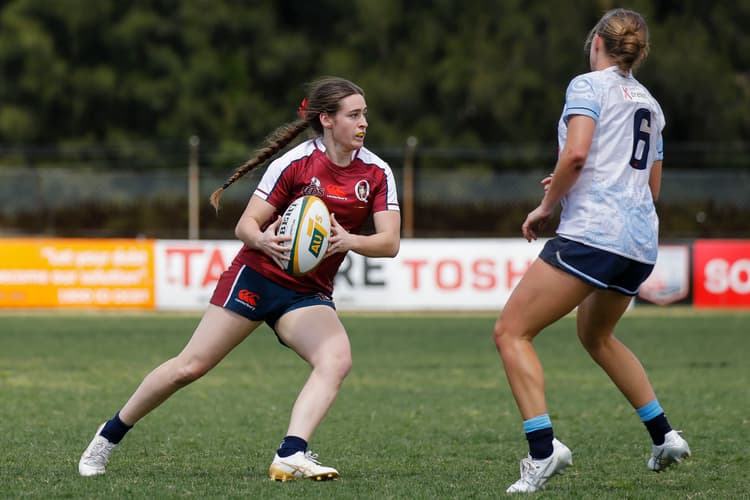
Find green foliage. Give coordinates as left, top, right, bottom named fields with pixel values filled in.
left=1, top=310, right=748, bottom=498
left=0, top=1, right=748, bottom=154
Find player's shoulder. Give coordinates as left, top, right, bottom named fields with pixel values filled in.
left=356, top=146, right=392, bottom=173
left=267, top=139, right=317, bottom=171
left=565, top=70, right=603, bottom=98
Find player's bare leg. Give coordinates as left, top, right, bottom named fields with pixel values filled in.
left=268, top=305, right=351, bottom=480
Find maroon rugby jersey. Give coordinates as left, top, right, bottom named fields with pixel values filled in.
left=234, top=138, right=399, bottom=295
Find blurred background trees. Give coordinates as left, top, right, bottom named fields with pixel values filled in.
left=1, top=0, right=748, bottom=238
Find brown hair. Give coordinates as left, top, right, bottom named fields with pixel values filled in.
left=585, top=8, right=650, bottom=73
left=209, top=76, right=365, bottom=211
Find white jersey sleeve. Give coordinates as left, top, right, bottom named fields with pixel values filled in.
left=556, top=66, right=665, bottom=264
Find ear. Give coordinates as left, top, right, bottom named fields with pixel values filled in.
left=593, top=33, right=603, bottom=52
left=319, top=113, right=334, bottom=130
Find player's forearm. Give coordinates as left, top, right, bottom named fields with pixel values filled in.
left=348, top=232, right=400, bottom=258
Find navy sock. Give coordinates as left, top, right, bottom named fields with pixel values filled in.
left=276, top=435, right=307, bottom=458
left=99, top=411, right=133, bottom=444
left=644, top=413, right=672, bottom=446
left=526, top=427, right=554, bottom=460
left=636, top=400, right=672, bottom=445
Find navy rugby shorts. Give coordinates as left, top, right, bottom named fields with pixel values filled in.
left=210, top=261, right=335, bottom=331
left=539, top=236, right=654, bottom=296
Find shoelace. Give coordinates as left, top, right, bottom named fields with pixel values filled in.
left=85, top=438, right=115, bottom=464
left=653, top=430, right=685, bottom=466
left=519, top=457, right=541, bottom=480
left=304, top=451, right=322, bottom=465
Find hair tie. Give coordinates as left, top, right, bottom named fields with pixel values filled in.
left=297, top=98, right=308, bottom=119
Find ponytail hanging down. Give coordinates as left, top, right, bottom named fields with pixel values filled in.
left=209, top=118, right=309, bottom=212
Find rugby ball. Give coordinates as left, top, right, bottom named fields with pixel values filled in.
left=277, top=195, right=331, bottom=275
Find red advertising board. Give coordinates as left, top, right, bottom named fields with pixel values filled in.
left=693, top=240, right=750, bottom=308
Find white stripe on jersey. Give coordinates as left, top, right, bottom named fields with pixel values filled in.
left=357, top=146, right=400, bottom=211
left=254, top=141, right=316, bottom=201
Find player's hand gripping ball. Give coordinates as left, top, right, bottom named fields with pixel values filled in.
left=276, top=195, right=331, bottom=275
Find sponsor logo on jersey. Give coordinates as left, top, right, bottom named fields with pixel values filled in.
left=621, top=85, right=649, bottom=103
left=326, top=184, right=347, bottom=198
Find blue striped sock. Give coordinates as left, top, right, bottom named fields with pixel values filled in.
left=637, top=400, right=672, bottom=445
left=523, top=414, right=554, bottom=459
left=636, top=400, right=663, bottom=422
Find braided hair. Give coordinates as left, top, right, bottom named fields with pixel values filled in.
left=209, top=76, right=365, bottom=211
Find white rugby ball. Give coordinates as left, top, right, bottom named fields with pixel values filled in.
left=277, top=195, right=331, bottom=275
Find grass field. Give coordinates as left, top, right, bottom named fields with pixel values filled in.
left=1, top=309, right=748, bottom=499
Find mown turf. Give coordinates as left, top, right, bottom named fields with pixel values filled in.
left=1, top=309, right=748, bottom=499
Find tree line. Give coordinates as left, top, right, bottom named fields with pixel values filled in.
left=1, top=0, right=748, bottom=169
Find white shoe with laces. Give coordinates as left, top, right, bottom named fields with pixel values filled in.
left=78, top=424, right=116, bottom=477
left=648, top=430, right=691, bottom=472
left=506, top=438, right=573, bottom=493
left=268, top=450, right=339, bottom=481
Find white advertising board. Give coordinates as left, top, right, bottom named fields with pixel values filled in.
left=332, top=239, right=545, bottom=311
left=154, top=239, right=545, bottom=311
left=155, top=240, right=243, bottom=310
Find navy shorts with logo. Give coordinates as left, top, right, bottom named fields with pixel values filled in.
left=210, top=261, right=335, bottom=332
left=539, top=236, right=654, bottom=296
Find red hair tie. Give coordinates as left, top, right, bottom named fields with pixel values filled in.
left=297, top=98, right=308, bottom=119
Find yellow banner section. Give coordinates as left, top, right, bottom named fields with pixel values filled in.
left=0, top=239, right=155, bottom=309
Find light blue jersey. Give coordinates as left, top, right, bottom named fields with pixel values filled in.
left=556, top=66, right=665, bottom=264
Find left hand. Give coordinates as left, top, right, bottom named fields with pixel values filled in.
left=326, top=213, right=352, bottom=255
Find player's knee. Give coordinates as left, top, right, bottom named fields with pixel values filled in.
left=577, top=330, right=607, bottom=353
left=493, top=317, right=510, bottom=351
left=171, top=358, right=210, bottom=386
left=332, top=351, right=353, bottom=381
left=318, top=348, right=352, bottom=383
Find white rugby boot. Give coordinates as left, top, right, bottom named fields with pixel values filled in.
left=648, top=430, right=691, bottom=472
left=506, top=438, right=573, bottom=493
left=78, top=424, right=116, bottom=477
left=268, top=450, right=339, bottom=481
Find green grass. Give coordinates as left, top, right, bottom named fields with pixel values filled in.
left=1, top=310, right=749, bottom=499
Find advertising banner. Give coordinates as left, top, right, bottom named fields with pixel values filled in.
left=153, top=238, right=545, bottom=311
left=693, top=240, right=750, bottom=308
left=4, top=237, right=748, bottom=311
left=154, top=240, right=242, bottom=310
left=638, top=244, right=691, bottom=305
left=332, top=239, right=545, bottom=311
left=0, top=239, right=154, bottom=308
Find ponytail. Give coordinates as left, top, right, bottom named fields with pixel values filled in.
left=210, top=119, right=309, bottom=212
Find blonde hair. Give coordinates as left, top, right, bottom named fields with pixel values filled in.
left=209, top=76, right=365, bottom=211
left=585, top=8, right=650, bottom=72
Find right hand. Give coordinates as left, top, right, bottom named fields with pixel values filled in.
left=521, top=205, right=552, bottom=242
left=259, top=216, right=292, bottom=269
left=541, top=173, right=553, bottom=193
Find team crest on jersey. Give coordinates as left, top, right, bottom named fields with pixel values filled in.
left=303, top=176, right=324, bottom=197
left=355, top=180, right=370, bottom=202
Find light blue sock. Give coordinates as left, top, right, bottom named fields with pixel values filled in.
left=523, top=413, right=552, bottom=433
left=523, top=414, right=554, bottom=459
left=636, top=399, right=663, bottom=422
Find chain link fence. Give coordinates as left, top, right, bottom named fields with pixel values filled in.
left=2, top=142, right=748, bottom=239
